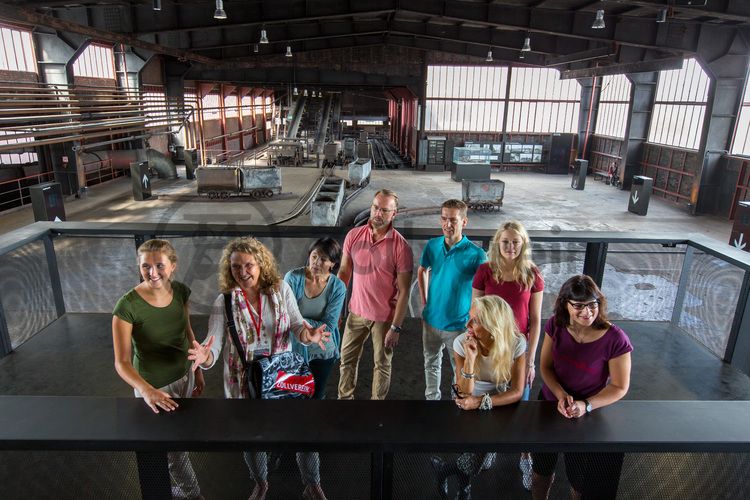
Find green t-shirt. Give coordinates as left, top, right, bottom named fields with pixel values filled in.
left=113, top=281, right=192, bottom=389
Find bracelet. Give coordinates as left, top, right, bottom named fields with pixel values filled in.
left=460, top=369, right=475, bottom=380
left=479, top=393, right=493, bottom=410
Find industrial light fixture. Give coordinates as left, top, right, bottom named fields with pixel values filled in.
left=260, top=29, right=269, bottom=44
left=656, top=9, right=668, bottom=23
left=485, top=48, right=493, bottom=62
left=303, top=89, right=308, bottom=97
left=285, top=45, right=293, bottom=57
left=521, top=37, right=531, bottom=52
left=519, top=52, right=525, bottom=60
left=591, top=9, right=605, bottom=29
left=152, top=0, right=161, bottom=11
left=214, top=0, right=227, bottom=20
left=293, top=87, right=299, bottom=96
left=253, top=44, right=259, bottom=53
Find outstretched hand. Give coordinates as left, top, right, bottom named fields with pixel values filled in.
left=188, top=336, right=215, bottom=371
left=305, top=323, right=331, bottom=349
left=141, top=387, right=178, bottom=414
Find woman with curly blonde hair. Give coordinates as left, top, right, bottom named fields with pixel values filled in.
left=472, top=220, right=544, bottom=489
left=188, top=237, right=330, bottom=500
left=431, top=295, right=526, bottom=500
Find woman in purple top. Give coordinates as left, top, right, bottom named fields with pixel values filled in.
left=531, top=275, right=632, bottom=500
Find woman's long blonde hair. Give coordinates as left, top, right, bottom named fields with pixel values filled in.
left=218, top=237, right=280, bottom=294
left=473, top=295, right=521, bottom=388
left=487, top=220, right=537, bottom=290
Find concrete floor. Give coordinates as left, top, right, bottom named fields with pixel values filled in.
left=0, top=166, right=734, bottom=243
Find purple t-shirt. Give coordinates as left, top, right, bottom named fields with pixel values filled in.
left=540, top=316, right=633, bottom=401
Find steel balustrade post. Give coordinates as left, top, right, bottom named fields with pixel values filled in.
left=0, top=296, right=11, bottom=357
left=583, top=242, right=608, bottom=287
left=671, top=245, right=694, bottom=328
left=43, top=233, right=66, bottom=318
left=724, top=270, right=750, bottom=367
left=370, top=448, right=393, bottom=500
left=136, top=451, right=171, bottom=499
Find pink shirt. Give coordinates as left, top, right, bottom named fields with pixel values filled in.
left=472, top=263, right=544, bottom=337
left=343, top=223, right=413, bottom=322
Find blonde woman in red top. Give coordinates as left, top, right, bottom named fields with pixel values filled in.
left=472, top=220, right=544, bottom=489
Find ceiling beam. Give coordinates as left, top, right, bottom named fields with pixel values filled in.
left=0, top=3, right=219, bottom=64
left=545, top=46, right=619, bottom=67
left=560, top=56, right=685, bottom=79
left=603, top=0, right=750, bottom=24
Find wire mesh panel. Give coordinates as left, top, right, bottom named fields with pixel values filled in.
left=0, top=240, right=56, bottom=348
left=0, top=450, right=140, bottom=499
left=601, top=243, right=686, bottom=321
left=0, top=450, right=371, bottom=500
left=678, top=251, right=744, bottom=358
left=55, top=236, right=138, bottom=314
left=394, top=452, right=750, bottom=500
left=532, top=242, right=586, bottom=318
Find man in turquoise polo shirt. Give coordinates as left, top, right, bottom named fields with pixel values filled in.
left=417, top=199, right=487, bottom=400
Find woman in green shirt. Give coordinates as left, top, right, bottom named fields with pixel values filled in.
left=112, top=239, right=203, bottom=500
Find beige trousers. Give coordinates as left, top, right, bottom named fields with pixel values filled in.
left=337, top=312, right=393, bottom=400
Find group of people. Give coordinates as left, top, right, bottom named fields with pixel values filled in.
left=112, top=188, right=632, bottom=500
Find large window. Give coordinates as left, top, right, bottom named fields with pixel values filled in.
left=202, top=93, right=220, bottom=121
left=224, top=93, right=238, bottom=118
left=72, top=44, right=115, bottom=79
left=648, top=58, right=709, bottom=150
left=731, top=72, right=750, bottom=156
left=506, top=68, right=581, bottom=134
left=425, top=66, right=508, bottom=132
left=142, top=86, right=168, bottom=127
left=0, top=24, right=36, bottom=73
left=595, top=74, right=631, bottom=139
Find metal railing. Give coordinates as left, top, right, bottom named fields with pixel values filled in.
left=1, top=221, right=749, bottom=370
left=1, top=222, right=750, bottom=499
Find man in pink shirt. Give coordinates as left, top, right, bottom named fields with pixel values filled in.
left=337, top=189, right=414, bottom=400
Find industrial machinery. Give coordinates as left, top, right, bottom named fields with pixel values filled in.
left=323, top=142, right=342, bottom=168
left=342, top=137, right=358, bottom=163
left=196, top=166, right=282, bottom=199
left=450, top=146, right=493, bottom=181
left=267, top=139, right=304, bottom=167
left=346, top=158, right=372, bottom=188
left=461, top=179, right=505, bottom=211
left=311, top=177, right=346, bottom=226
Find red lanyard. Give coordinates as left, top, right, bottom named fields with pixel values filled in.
left=240, top=289, right=263, bottom=336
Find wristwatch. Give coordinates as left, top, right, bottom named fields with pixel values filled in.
left=584, top=399, right=593, bottom=413
left=389, top=324, right=402, bottom=334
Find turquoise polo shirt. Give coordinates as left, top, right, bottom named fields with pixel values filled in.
left=420, top=236, right=487, bottom=332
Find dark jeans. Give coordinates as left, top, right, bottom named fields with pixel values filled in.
left=309, top=357, right=336, bottom=400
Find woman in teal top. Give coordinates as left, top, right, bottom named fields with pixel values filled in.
left=284, top=237, right=346, bottom=398
left=112, top=239, right=203, bottom=500
left=284, top=237, right=346, bottom=500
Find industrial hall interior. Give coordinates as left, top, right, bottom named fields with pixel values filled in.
left=3, top=1, right=750, bottom=499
